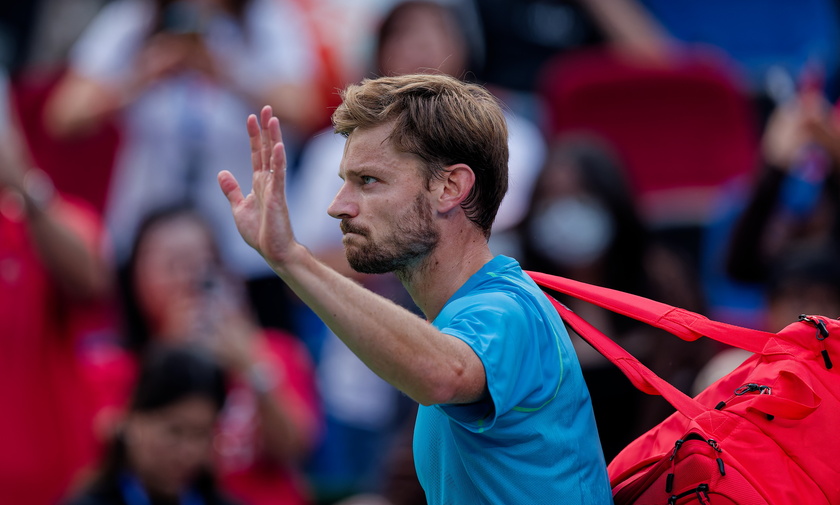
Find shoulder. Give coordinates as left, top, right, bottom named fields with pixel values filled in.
left=79, top=0, right=152, bottom=39
left=70, top=0, right=151, bottom=76
left=459, top=258, right=548, bottom=311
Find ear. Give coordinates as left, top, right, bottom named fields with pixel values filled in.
left=434, top=163, right=475, bottom=214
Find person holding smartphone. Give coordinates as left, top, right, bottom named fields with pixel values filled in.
left=44, top=0, right=324, bottom=332
left=111, top=204, right=321, bottom=505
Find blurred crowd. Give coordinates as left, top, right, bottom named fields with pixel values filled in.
left=2, top=0, right=840, bottom=504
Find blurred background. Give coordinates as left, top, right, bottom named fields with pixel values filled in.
left=2, top=0, right=840, bottom=504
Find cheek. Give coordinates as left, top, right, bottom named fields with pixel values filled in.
left=127, top=426, right=168, bottom=477
left=134, top=269, right=180, bottom=324
left=134, top=257, right=205, bottom=319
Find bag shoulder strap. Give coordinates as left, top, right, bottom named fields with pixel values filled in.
left=528, top=271, right=774, bottom=354
left=546, top=294, right=707, bottom=418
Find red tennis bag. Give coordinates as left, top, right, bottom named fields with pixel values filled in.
left=528, top=271, right=840, bottom=505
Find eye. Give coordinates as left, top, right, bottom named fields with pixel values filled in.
left=361, top=175, right=378, bottom=185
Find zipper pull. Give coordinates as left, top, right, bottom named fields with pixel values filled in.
left=730, top=383, right=774, bottom=420
left=666, top=439, right=684, bottom=493
left=800, top=315, right=833, bottom=369
left=707, top=439, right=726, bottom=476
left=734, top=383, right=769, bottom=395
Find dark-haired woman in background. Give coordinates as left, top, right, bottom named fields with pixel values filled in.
left=107, top=205, right=321, bottom=505
left=65, top=345, right=235, bottom=505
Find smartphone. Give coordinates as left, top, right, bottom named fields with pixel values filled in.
left=161, top=1, right=206, bottom=35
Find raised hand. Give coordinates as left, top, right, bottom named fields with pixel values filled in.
left=218, top=106, right=298, bottom=268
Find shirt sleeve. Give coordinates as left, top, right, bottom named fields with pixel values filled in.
left=434, top=290, right=552, bottom=432
left=69, top=0, right=150, bottom=85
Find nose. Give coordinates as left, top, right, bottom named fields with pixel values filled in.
left=327, top=181, right=358, bottom=220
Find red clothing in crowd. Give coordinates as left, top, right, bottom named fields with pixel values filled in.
left=218, top=330, right=321, bottom=505
left=99, top=329, right=322, bottom=505
left=0, top=196, right=105, bottom=505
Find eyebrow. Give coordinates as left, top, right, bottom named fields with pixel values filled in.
left=342, top=164, right=385, bottom=181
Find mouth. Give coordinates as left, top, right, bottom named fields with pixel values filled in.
left=340, top=221, right=367, bottom=237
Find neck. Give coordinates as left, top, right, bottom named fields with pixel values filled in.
left=398, top=230, right=494, bottom=321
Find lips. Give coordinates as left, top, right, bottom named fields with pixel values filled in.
left=340, top=220, right=368, bottom=237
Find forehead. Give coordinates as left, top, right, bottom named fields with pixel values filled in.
left=339, top=122, right=423, bottom=178
left=136, top=396, right=218, bottom=428
left=139, top=216, right=212, bottom=255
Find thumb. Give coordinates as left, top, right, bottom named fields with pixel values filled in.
left=218, top=170, right=244, bottom=207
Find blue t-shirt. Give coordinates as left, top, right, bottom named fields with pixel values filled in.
left=414, top=256, right=613, bottom=504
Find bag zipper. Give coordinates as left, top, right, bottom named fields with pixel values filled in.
left=799, top=315, right=832, bottom=369
left=714, top=382, right=774, bottom=420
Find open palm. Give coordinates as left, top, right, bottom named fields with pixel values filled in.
left=218, top=106, right=296, bottom=268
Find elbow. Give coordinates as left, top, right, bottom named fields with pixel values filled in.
left=415, top=362, right=484, bottom=406
left=415, top=384, right=455, bottom=407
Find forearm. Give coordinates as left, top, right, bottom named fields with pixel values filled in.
left=272, top=245, right=485, bottom=406
left=26, top=199, right=110, bottom=299
left=2, top=136, right=110, bottom=298
left=44, top=73, right=131, bottom=138
left=579, top=0, right=672, bottom=60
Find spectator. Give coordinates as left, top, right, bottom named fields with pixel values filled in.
left=43, top=0, right=324, bottom=331
left=0, top=67, right=112, bottom=505
left=63, top=345, right=237, bottom=505
left=726, top=81, right=840, bottom=289
left=116, top=204, right=321, bottom=505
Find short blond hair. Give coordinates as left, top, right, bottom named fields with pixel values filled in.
left=332, top=74, right=509, bottom=238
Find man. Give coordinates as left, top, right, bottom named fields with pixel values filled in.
left=219, top=74, right=612, bottom=504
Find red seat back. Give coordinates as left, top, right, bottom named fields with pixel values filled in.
left=539, top=49, right=759, bottom=224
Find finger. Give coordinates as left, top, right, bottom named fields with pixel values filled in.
left=259, top=106, right=274, bottom=171
left=270, top=142, right=287, bottom=186
left=218, top=170, right=245, bottom=207
left=260, top=105, right=274, bottom=127
left=268, top=116, right=283, bottom=145
left=247, top=114, right=262, bottom=173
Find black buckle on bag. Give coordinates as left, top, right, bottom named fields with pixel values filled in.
left=800, top=315, right=830, bottom=340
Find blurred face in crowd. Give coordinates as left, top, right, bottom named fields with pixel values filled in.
left=528, top=156, right=615, bottom=267
left=377, top=2, right=468, bottom=78
left=124, top=396, right=218, bottom=497
left=133, top=214, right=218, bottom=334
left=329, top=122, right=440, bottom=275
